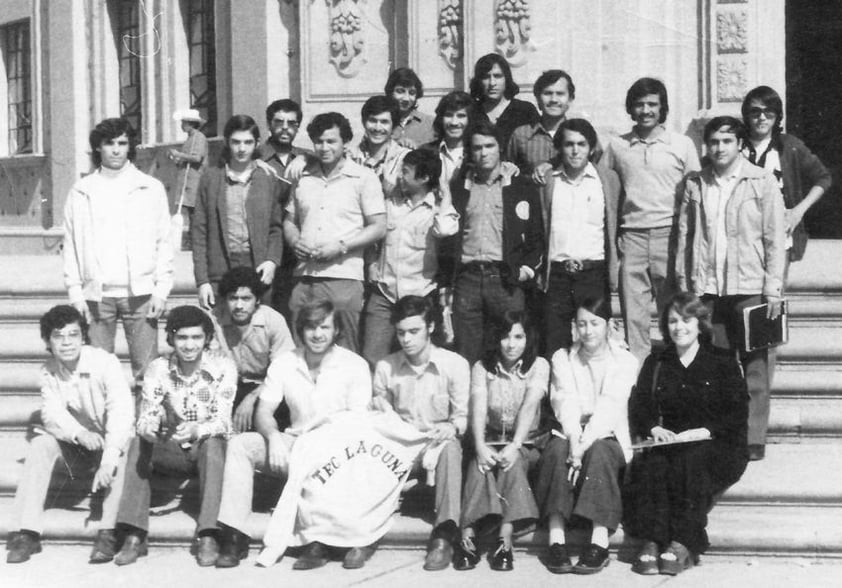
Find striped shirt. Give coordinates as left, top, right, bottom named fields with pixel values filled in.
left=505, top=121, right=558, bottom=175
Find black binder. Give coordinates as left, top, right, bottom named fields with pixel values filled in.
left=740, top=299, right=788, bottom=352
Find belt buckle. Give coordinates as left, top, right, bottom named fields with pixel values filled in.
left=562, top=259, right=583, bottom=274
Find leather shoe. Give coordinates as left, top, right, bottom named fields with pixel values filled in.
left=195, top=535, right=219, bottom=567
left=293, top=541, right=330, bottom=570
left=114, top=534, right=148, bottom=566
left=423, top=538, right=453, bottom=571
left=573, top=543, right=610, bottom=574
left=343, top=543, right=377, bottom=569
left=215, top=528, right=250, bottom=568
left=489, top=540, right=513, bottom=571
left=748, top=444, right=765, bottom=461
left=452, top=538, right=480, bottom=571
left=545, top=542, right=573, bottom=574
left=7, top=531, right=41, bottom=564
left=89, top=529, right=119, bottom=564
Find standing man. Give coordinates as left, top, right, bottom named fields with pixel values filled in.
left=362, top=148, right=459, bottom=367
left=423, top=91, right=474, bottom=187
left=445, top=120, right=545, bottom=365
left=63, top=117, right=173, bottom=385
left=215, top=299, right=372, bottom=569
left=169, top=109, right=208, bottom=250
left=372, top=296, right=470, bottom=571
left=7, top=305, right=134, bottom=565
left=349, top=95, right=410, bottom=197
left=676, top=116, right=785, bottom=461
left=261, top=99, right=307, bottom=321
left=191, top=115, right=285, bottom=310
left=603, top=78, right=701, bottom=361
left=506, top=70, right=575, bottom=183
left=211, top=266, right=295, bottom=433
left=539, top=119, right=621, bottom=356
left=283, top=112, right=387, bottom=352
left=113, top=306, right=237, bottom=567
left=385, top=67, right=435, bottom=147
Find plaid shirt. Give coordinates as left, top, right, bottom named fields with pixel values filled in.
left=136, top=351, right=237, bottom=439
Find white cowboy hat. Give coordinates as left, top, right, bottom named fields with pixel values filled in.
left=172, top=108, right=205, bottom=124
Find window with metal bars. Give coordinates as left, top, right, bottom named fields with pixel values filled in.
left=3, top=20, right=32, bottom=154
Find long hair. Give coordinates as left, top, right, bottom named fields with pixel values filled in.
left=741, top=85, right=784, bottom=137
left=481, top=310, right=538, bottom=374
left=220, top=115, right=260, bottom=164
left=469, top=53, right=519, bottom=102
left=432, top=91, right=474, bottom=141
left=625, top=77, right=669, bottom=123
left=89, top=118, right=137, bottom=167
left=659, top=292, right=713, bottom=346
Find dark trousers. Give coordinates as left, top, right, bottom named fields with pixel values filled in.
left=534, top=437, right=625, bottom=530
left=543, top=262, right=610, bottom=357
left=453, top=263, right=525, bottom=365
left=116, top=436, right=225, bottom=534
left=622, top=440, right=747, bottom=554
left=702, top=294, right=771, bottom=446
left=409, top=438, right=463, bottom=529
left=460, top=447, right=540, bottom=529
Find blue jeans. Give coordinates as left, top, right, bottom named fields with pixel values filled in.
left=452, top=263, right=524, bottom=365
left=87, top=295, right=158, bottom=384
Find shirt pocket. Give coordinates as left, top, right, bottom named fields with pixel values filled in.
left=432, top=392, right=450, bottom=419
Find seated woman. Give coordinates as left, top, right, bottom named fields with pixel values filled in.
left=454, top=311, right=549, bottom=572
left=624, top=292, right=748, bottom=575
left=534, top=297, right=638, bottom=575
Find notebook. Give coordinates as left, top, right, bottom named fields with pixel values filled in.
left=740, top=299, right=788, bottom=352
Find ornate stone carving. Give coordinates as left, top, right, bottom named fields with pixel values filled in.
left=438, top=0, right=462, bottom=70
left=326, top=0, right=366, bottom=77
left=717, top=58, right=747, bottom=102
left=717, top=0, right=747, bottom=4
left=494, top=0, right=534, bottom=66
left=716, top=10, right=747, bottom=53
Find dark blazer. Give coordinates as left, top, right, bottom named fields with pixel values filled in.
left=440, top=168, right=545, bottom=289
left=474, top=98, right=540, bottom=151
left=539, top=163, right=622, bottom=291
left=192, top=165, right=286, bottom=286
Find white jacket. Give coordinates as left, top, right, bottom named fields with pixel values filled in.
left=63, top=163, right=173, bottom=303
left=551, top=339, right=638, bottom=462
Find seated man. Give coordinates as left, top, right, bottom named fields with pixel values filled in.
left=7, top=305, right=134, bottom=564
left=112, top=306, right=237, bottom=567
left=372, top=295, right=470, bottom=571
left=212, top=266, right=294, bottom=432
left=215, top=298, right=372, bottom=569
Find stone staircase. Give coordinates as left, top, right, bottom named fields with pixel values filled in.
left=1, top=246, right=841, bottom=558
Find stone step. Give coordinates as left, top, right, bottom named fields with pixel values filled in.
left=0, top=497, right=840, bottom=557
left=1, top=437, right=840, bottom=507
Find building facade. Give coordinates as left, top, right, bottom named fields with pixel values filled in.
left=1, top=0, right=837, bottom=254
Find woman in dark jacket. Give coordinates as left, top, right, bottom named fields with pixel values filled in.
left=623, top=292, right=748, bottom=576
left=469, top=53, right=539, bottom=150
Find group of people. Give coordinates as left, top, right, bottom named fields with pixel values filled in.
left=6, top=53, right=831, bottom=577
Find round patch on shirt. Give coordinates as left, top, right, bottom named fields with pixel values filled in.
left=515, top=201, right=530, bottom=220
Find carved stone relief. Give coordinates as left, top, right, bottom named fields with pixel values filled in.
left=716, top=10, right=747, bottom=53
left=494, top=0, right=534, bottom=66
left=438, top=0, right=462, bottom=70
left=326, top=0, right=366, bottom=77
left=717, top=58, right=748, bottom=102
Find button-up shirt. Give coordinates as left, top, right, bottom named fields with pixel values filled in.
left=371, top=191, right=460, bottom=302
left=40, top=346, right=134, bottom=464
left=549, top=163, right=605, bottom=262
left=460, top=168, right=510, bottom=263
left=392, top=108, right=436, bottom=147
left=212, top=304, right=295, bottom=382
left=137, top=352, right=237, bottom=439
left=260, top=141, right=307, bottom=178
left=437, top=141, right=465, bottom=186
left=505, top=121, right=558, bottom=175
left=260, top=345, right=372, bottom=436
left=286, top=158, right=386, bottom=280
left=702, top=161, right=743, bottom=296
left=603, top=125, right=700, bottom=229
left=349, top=138, right=410, bottom=197
left=225, top=164, right=255, bottom=253
left=472, top=357, right=549, bottom=444
left=373, top=346, right=470, bottom=434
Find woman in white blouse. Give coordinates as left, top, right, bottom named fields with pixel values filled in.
left=534, top=297, right=638, bottom=575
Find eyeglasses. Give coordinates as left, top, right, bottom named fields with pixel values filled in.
left=271, top=120, right=299, bottom=128
left=747, top=107, right=777, bottom=119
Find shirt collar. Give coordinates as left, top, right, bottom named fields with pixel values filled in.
left=397, top=344, right=444, bottom=373
left=713, top=159, right=743, bottom=185
left=167, top=351, right=224, bottom=381
left=628, top=124, right=669, bottom=146
left=392, top=190, right=436, bottom=209
left=553, top=161, right=598, bottom=182
left=50, top=345, right=94, bottom=379
left=494, top=359, right=526, bottom=379
left=529, top=120, right=560, bottom=139
left=302, top=156, right=363, bottom=180
left=225, top=163, right=256, bottom=184
left=465, top=164, right=514, bottom=189
left=400, top=108, right=423, bottom=127
left=216, top=305, right=267, bottom=328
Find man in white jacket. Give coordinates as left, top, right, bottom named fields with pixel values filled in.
left=63, top=117, right=173, bottom=384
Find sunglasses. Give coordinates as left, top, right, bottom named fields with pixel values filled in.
left=747, top=107, right=777, bottom=119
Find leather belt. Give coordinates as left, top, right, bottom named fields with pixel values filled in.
left=551, top=259, right=605, bottom=274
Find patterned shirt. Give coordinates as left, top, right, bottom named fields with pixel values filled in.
left=505, top=121, right=558, bottom=176
left=137, top=352, right=237, bottom=439
left=349, top=138, right=410, bottom=197
left=471, top=357, right=549, bottom=444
